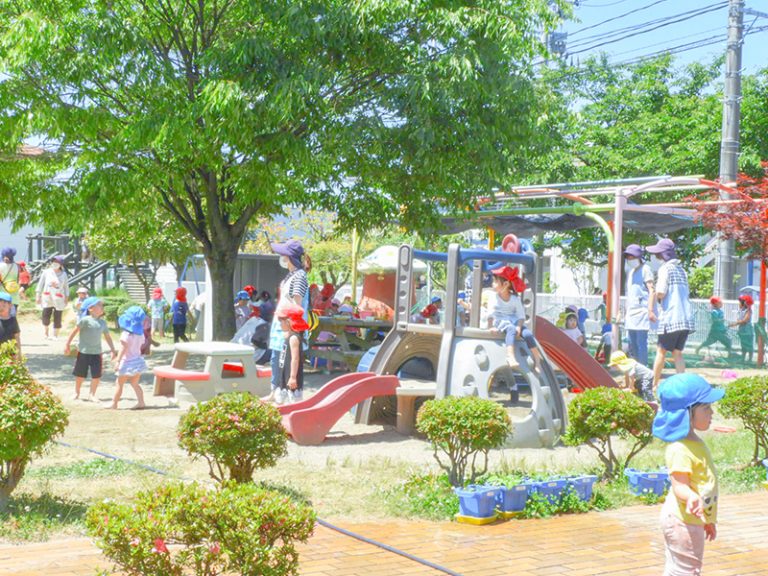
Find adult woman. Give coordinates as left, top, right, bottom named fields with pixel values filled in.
left=622, top=243, right=655, bottom=366
left=36, top=256, right=69, bottom=339
left=264, top=240, right=309, bottom=404
left=0, top=247, right=21, bottom=307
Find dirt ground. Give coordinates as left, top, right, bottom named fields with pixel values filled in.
left=15, top=308, right=758, bottom=520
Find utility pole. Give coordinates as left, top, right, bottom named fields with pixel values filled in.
left=714, top=0, right=744, bottom=299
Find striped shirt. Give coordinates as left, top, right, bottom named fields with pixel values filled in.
left=268, top=269, right=309, bottom=351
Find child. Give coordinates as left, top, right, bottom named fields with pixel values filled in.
left=696, top=296, right=732, bottom=356
left=276, top=303, right=309, bottom=404
left=420, top=296, right=442, bottom=325
left=594, top=322, right=612, bottom=365
left=147, top=287, right=167, bottom=338
left=731, top=294, right=754, bottom=363
left=234, top=290, right=251, bottom=330
left=487, top=266, right=542, bottom=376
left=17, top=260, right=30, bottom=301
left=171, top=286, right=190, bottom=343
left=652, top=373, right=724, bottom=575
left=73, top=287, right=89, bottom=313
left=110, top=306, right=147, bottom=410
left=608, top=351, right=654, bottom=402
left=64, top=297, right=117, bottom=402
left=562, top=312, right=586, bottom=347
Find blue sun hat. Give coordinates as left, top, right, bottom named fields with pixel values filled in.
left=235, top=290, right=250, bottom=302
left=0, top=292, right=11, bottom=303
left=652, top=374, right=725, bottom=442
left=79, top=296, right=102, bottom=318
left=118, top=305, right=147, bottom=335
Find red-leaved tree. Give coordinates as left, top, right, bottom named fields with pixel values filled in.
left=691, top=162, right=768, bottom=365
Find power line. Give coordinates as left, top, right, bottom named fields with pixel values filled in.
left=568, top=2, right=729, bottom=56
left=577, top=0, right=632, bottom=7
left=569, top=0, right=673, bottom=37
left=568, top=2, right=727, bottom=47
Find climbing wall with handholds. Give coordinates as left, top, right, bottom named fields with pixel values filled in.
left=446, top=334, right=566, bottom=448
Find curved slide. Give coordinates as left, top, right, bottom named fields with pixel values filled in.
left=278, top=372, right=400, bottom=445
left=534, top=316, right=618, bottom=390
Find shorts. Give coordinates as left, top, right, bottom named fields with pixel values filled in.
left=660, top=507, right=705, bottom=575
left=657, top=330, right=690, bottom=352
left=41, top=307, right=63, bottom=328
left=73, top=352, right=103, bottom=379
left=151, top=317, right=163, bottom=332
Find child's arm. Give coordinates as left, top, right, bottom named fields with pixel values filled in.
left=115, top=337, right=127, bottom=366
left=669, top=471, right=706, bottom=521
left=64, top=327, right=80, bottom=356
left=103, top=332, right=118, bottom=360
left=622, top=374, right=632, bottom=390
left=287, top=335, right=300, bottom=390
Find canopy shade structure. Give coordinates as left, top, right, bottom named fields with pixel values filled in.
left=358, top=245, right=428, bottom=273
left=439, top=205, right=696, bottom=237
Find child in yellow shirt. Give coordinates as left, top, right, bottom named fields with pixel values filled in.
left=652, top=373, right=724, bottom=575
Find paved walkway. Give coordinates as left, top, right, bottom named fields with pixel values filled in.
left=3, top=491, right=767, bottom=576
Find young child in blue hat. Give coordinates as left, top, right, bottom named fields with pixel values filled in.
left=110, top=306, right=148, bottom=410
left=64, top=297, right=117, bottom=402
left=652, top=373, right=725, bottom=575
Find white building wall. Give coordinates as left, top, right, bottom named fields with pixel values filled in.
left=0, top=221, right=43, bottom=258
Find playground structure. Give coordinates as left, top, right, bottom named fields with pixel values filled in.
left=280, top=241, right=622, bottom=447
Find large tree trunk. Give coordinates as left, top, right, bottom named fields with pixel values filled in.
left=205, top=242, right=240, bottom=340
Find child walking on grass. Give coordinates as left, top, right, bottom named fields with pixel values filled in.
left=64, top=297, right=117, bottom=402
left=276, top=303, right=309, bottom=405
left=110, top=306, right=147, bottom=410
left=696, top=296, right=732, bottom=356
left=653, top=373, right=724, bottom=576
left=487, top=266, right=542, bottom=382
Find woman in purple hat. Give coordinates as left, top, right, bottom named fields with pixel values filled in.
left=36, top=256, right=69, bottom=339
left=646, top=238, right=694, bottom=388
left=622, top=243, right=656, bottom=366
left=264, top=240, right=310, bottom=404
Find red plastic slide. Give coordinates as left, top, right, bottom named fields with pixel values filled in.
left=278, top=372, right=400, bottom=445
left=534, top=316, right=618, bottom=390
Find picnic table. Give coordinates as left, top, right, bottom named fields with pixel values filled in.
left=310, top=316, right=392, bottom=370
left=153, top=341, right=271, bottom=404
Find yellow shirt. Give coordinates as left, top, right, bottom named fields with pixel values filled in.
left=664, top=439, right=718, bottom=525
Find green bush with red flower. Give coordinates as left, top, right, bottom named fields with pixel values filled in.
left=0, top=341, right=69, bottom=511
left=177, top=392, right=288, bottom=484
left=416, top=395, right=511, bottom=487
left=86, top=481, right=315, bottom=576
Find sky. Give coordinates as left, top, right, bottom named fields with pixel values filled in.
left=557, top=0, right=768, bottom=73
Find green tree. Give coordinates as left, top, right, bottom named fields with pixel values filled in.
left=0, top=0, right=567, bottom=338
left=86, top=204, right=200, bottom=301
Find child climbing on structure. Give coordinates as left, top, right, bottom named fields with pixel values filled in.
left=487, top=266, right=542, bottom=378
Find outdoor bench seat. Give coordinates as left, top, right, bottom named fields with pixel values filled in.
left=153, top=366, right=210, bottom=381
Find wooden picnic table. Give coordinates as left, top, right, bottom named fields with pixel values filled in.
left=309, top=316, right=393, bottom=369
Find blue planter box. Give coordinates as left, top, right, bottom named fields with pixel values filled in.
left=454, top=485, right=500, bottom=518
left=533, top=478, right=568, bottom=504
left=565, top=475, right=599, bottom=502
left=625, top=468, right=669, bottom=496
left=495, top=484, right=531, bottom=512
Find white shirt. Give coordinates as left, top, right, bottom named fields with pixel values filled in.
left=489, top=292, right=525, bottom=323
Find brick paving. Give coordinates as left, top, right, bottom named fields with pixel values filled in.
left=1, top=491, right=766, bottom=575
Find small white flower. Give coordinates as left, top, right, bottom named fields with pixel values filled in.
left=23, top=505, right=31, bottom=512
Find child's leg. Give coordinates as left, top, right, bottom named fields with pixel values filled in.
left=88, top=378, right=101, bottom=400
left=180, top=323, right=188, bottom=342
left=74, top=376, right=85, bottom=399
left=111, top=376, right=126, bottom=409
left=661, top=509, right=705, bottom=575
left=128, top=374, right=145, bottom=408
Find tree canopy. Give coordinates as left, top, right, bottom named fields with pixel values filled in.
left=0, top=0, right=567, bottom=337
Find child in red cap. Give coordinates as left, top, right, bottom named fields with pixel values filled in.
left=487, top=266, right=542, bottom=392
left=731, top=294, right=754, bottom=364
left=171, top=286, right=190, bottom=343
left=696, top=296, right=731, bottom=357
left=275, top=303, right=309, bottom=404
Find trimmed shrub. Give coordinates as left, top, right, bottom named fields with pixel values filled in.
left=718, top=376, right=768, bottom=464
left=101, top=295, right=137, bottom=329
left=416, top=396, right=511, bottom=487
left=0, top=342, right=69, bottom=511
left=563, top=387, right=654, bottom=479
left=87, top=481, right=315, bottom=576
left=178, top=392, right=288, bottom=484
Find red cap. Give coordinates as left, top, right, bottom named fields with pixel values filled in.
left=278, top=303, right=309, bottom=332
left=491, top=266, right=526, bottom=293
left=710, top=296, right=722, bottom=305
left=739, top=294, right=754, bottom=307
left=243, top=285, right=255, bottom=296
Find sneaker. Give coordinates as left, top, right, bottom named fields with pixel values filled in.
left=289, top=390, right=303, bottom=403
left=273, top=389, right=287, bottom=405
